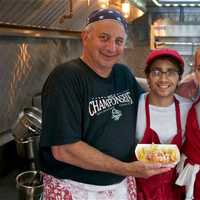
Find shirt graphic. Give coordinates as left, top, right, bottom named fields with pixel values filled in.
left=88, top=90, right=133, bottom=119
left=111, top=108, right=122, bottom=121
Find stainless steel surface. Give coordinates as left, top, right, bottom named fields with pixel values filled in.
left=152, top=25, right=200, bottom=37
left=13, top=107, right=41, bottom=170
left=12, top=107, right=41, bottom=141
left=16, top=170, right=43, bottom=200
left=0, top=0, right=68, bottom=28
left=0, top=0, right=146, bottom=32
left=0, top=36, right=82, bottom=135
left=15, top=136, right=40, bottom=160
left=0, top=24, right=80, bottom=39
left=150, top=25, right=200, bottom=55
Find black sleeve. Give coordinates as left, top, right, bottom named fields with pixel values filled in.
left=40, top=67, right=82, bottom=147
left=132, top=75, right=145, bottom=98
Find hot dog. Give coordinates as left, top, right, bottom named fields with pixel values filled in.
left=135, top=144, right=180, bottom=165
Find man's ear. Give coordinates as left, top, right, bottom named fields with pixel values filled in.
left=81, top=30, right=91, bottom=48
left=81, top=31, right=87, bottom=43
left=146, top=76, right=151, bottom=88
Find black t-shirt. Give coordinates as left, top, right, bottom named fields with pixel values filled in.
left=39, top=58, right=143, bottom=185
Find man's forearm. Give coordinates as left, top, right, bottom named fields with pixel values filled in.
left=51, top=141, right=171, bottom=178
left=52, top=141, right=128, bottom=176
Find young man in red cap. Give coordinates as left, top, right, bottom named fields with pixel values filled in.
left=175, top=48, right=200, bottom=199
left=131, top=48, right=192, bottom=200
left=39, top=9, right=169, bottom=200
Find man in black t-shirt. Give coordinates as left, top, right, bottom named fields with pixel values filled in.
left=40, top=8, right=171, bottom=200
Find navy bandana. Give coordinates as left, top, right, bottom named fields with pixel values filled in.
left=87, top=9, right=128, bottom=33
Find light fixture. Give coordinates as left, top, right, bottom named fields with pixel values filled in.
left=152, top=0, right=162, bottom=6
left=86, top=0, right=146, bottom=22
left=152, top=0, right=200, bottom=7
left=98, top=0, right=109, bottom=8
left=121, top=0, right=131, bottom=18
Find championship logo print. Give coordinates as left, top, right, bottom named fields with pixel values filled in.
left=88, top=91, right=133, bottom=117
left=111, top=108, right=122, bottom=121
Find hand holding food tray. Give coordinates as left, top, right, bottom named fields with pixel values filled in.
left=135, top=144, right=180, bottom=167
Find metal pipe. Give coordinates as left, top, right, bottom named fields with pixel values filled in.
left=0, top=22, right=80, bottom=39
left=156, top=41, right=200, bottom=46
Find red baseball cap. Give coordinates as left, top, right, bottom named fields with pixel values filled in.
left=146, top=48, right=184, bottom=69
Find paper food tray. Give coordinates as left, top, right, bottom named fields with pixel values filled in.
left=135, top=144, right=180, bottom=165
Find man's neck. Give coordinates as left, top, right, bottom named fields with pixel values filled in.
left=80, top=56, right=112, bottom=78
left=148, top=94, right=174, bottom=107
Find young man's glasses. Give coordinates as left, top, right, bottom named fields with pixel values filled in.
left=195, top=66, right=200, bottom=73
left=150, top=68, right=180, bottom=78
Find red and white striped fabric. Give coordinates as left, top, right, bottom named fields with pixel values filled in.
left=42, top=173, right=137, bottom=200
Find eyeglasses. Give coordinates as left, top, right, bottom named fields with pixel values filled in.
left=196, top=67, right=200, bottom=73
left=149, top=68, right=180, bottom=78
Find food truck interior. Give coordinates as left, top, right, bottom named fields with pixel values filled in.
left=0, top=0, right=200, bottom=199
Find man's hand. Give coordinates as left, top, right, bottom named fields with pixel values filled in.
left=123, top=161, right=171, bottom=178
